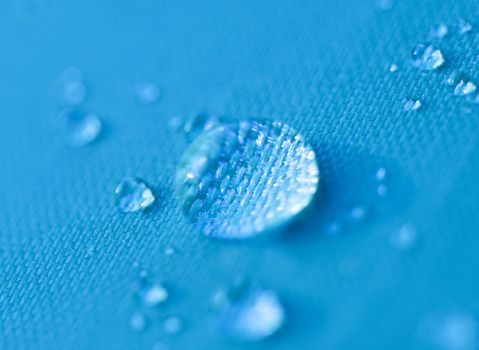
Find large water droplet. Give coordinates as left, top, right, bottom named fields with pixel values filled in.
left=411, top=43, right=445, bottom=71
left=211, top=281, right=285, bottom=341
left=114, top=177, right=155, bottom=213
left=404, top=98, right=422, bottom=112
left=59, top=108, right=101, bottom=146
left=174, top=119, right=319, bottom=239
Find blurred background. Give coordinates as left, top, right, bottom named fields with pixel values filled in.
left=1, top=0, right=479, bottom=349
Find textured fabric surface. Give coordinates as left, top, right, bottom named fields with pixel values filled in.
left=1, top=0, right=479, bottom=349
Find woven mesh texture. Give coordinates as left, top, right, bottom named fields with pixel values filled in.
left=1, top=0, right=478, bottom=349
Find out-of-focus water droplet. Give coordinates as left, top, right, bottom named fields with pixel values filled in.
left=174, top=119, right=319, bottom=239
left=404, top=98, right=422, bottom=112
left=390, top=223, right=417, bottom=250
left=324, top=221, right=343, bottom=235
left=164, top=247, right=175, bottom=256
left=377, top=184, right=388, bottom=197
left=211, top=281, right=285, bottom=341
left=375, top=167, right=387, bottom=182
left=430, top=24, right=449, bottom=39
left=168, top=116, right=184, bottom=131
left=376, top=0, right=393, bottom=11
left=411, top=43, right=445, bottom=71
left=348, top=204, right=370, bottom=222
left=59, top=108, right=101, bottom=146
left=164, top=316, right=183, bottom=334
left=130, top=312, right=147, bottom=331
left=152, top=342, right=169, bottom=350
left=139, top=269, right=149, bottom=279
left=457, top=19, right=473, bottom=35
left=430, top=313, right=477, bottom=350
left=140, top=282, right=168, bottom=307
left=114, top=177, right=155, bottom=213
left=54, top=67, right=87, bottom=106
left=135, top=82, right=160, bottom=104
left=388, top=63, right=399, bottom=73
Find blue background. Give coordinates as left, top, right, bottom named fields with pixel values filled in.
left=1, top=0, right=479, bottom=349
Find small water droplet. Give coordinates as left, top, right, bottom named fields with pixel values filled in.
left=377, top=184, right=388, bottom=197
left=168, top=116, right=184, bottom=131
left=376, top=0, right=393, bottom=11
left=348, top=204, right=370, bottom=222
left=174, top=119, right=319, bottom=239
left=457, top=18, right=473, bottom=35
left=53, top=67, right=87, bottom=106
left=388, top=63, right=399, bottom=73
left=375, top=167, right=387, bottom=182
left=59, top=108, right=102, bottom=146
left=411, top=43, right=445, bottom=71
left=152, top=343, right=169, bottom=350
left=324, top=221, right=343, bottom=235
left=211, top=281, right=285, bottom=341
left=140, top=282, right=168, bottom=307
left=163, top=316, right=183, bottom=334
left=130, top=312, right=147, bottom=331
left=164, top=247, right=175, bottom=256
left=390, top=223, right=417, bottom=250
left=454, top=80, right=477, bottom=96
left=114, top=177, right=155, bottom=213
left=430, top=313, right=477, bottom=350
left=404, top=98, right=422, bottom=112
left=135, top=82, right=160, bottom=104
left=139, top=269, right=149, bottom=279
left=430, top=24, right=449, bottom=39
left=446, top=72, right=479, bottom=104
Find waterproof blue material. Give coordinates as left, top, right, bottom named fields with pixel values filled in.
left=1, top=0, right=479, bottom=349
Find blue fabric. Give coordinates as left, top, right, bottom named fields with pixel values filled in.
left=1, top=0, right=479, bottom=349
